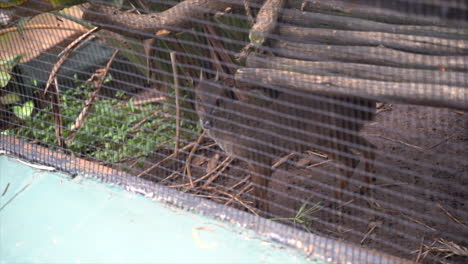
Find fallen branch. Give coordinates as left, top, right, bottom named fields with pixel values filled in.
left=272, top=40, right=468, bottom=71
left=249, top=0, right=286, bottom=46
left=66, top=50, right=120, bottom=145
left=291, top=0, right=460, bottom=26
left=280, top=10, right=468, bottom=40
left=170, top=155, right=232, bottom=188
left=277, top=25, right=468, bottom=55
left=246, top=55, right=468, bottom=87
left=137, top=142, right=195, bottom=178
left=50, top=77, right=64, bottom=148
left=170, top=52, right=181, bottom=154
left=45, top=27, right=98, bottom=95
left=82, top=0, right=264, bottom=39
left=235, top=68, right=468, bottom=110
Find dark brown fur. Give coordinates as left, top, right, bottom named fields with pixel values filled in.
left=195, top=79, right=376, bottom=212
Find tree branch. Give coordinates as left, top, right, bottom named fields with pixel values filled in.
left=249, top=0, right=285, bottom=46
left=288, top=0, right=461, bottom=26
left=81, top=0, right=263, bottom=39
left=246, top=55, right=468, bottom=87
left=235, top=68, right=468, bottom=110
left=276, top=25, right=468, bottom=55
left=280, top=10, right=468, bottom=40
left=271, top=41, right=468, bottom=71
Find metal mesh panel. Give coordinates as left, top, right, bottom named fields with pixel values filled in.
left=1, top=0, right=467, bottom=263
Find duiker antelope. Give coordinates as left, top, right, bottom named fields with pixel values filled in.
left=195, top=74, right=376, bottom=212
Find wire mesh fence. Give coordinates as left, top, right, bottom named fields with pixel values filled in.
left=1, top=0, right=467, bottom=263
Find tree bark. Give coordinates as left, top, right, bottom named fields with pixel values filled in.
left=276, top=26, right=468, bottom=55
left=246, top=55, right=468, bottom=87
left=280, top=10, right=468, bottom=40
left=82, top=0, right=264, bottom=39
left=249, top=0, right=286, bottom=46
left=271, top=41, right=468, bottom=71
left=235, top=68, right=468, bottom=110
left=288, top=0, right=459, bottom=26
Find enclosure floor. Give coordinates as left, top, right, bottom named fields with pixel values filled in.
left=0, top=155, right=319, bottom=264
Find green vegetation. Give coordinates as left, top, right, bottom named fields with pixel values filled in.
left=7, top=76, right=200, bottom=163
left=271, top=201, right=322, bottom=233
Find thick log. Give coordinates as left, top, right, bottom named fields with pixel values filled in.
left=82, top=0, right=264, bottom=39
left=235, top=68, right=468, bottom=110
left=288, top=0, right=462, bottom=26
left=276, top=26, right=468, bottom=55
left=250, top=0, right=286, bottom=46
left=280, top=10, right=468, bottom=40
left=246, top=55, right=468, bottom=87
left=271, top=41, right=468, bottom=71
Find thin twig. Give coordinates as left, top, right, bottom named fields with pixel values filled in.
left=427, top=135, right=456, bottom=150
left=437, top=203, right=468, bottom=231
left=169, top=156, right=232, bottom=188
left=272, top=152, right=295, bottom=169
left=65, top=50, right=119, bottom=145
left=58, top=27, right=98, bottom=57
left=207, top=187, right=258, bottom=216
left=129, top=119, right=148, bottom=134
left=360, top=222, right=379, bottom=244
left=228, top=174, right=251, bottom=190
left=367, top=198, right=437, bottom=231
left=415, top=236, right=425, bottom=263
left=225, top=182, right=253, bottom=206
left=201, top=156, right=234, bottom=187
left=336, top=199, right=354, bottom=209
left=402, top=215, right=436, bottom=231
left=45, top=27, right=98, bottom=95
left=185, top=131, right=206, bottom=188
left=306, top=150, right=328, bottom=159
left=198, top=142, right=218, bottom=150
left=243, top=0, right=255, bottom=26
left=375, top=182, right=409, bottom=188
left=137, top=142, right=194, bottom=178
left=307, top=159, right=331, bottom=168
left=170, top=52, right=181, bottom=154
left=51, top=77, right=64, bottom=147
left=159, top=169, right=183, bottom=184
left=368, top=134, right=424, bottom=150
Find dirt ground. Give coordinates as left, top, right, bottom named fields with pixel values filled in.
left=133, top=103, right=467, bottom=263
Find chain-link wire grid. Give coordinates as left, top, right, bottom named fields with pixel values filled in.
left=1, top=1, right=467, bottom=263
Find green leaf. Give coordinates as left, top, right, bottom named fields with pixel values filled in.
left=0, top=71, right=12, bottom=87
left=12, top=100, right=34, bottom=120
left=0, top=93, right=21, bottom=104
left=103, top=73, right=112, bottom=84
left=0, top=55, right=21, bottom=72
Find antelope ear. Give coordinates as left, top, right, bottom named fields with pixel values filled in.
left=199, top=69, right=205, bottom=82
left=214, top=70, right=219, bottom=82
